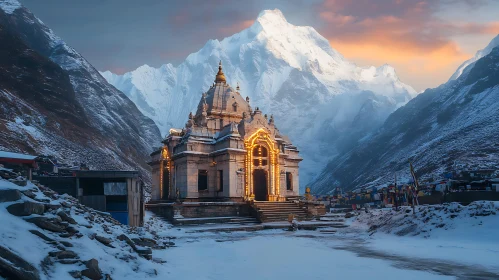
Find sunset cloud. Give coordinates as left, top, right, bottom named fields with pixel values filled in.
left=22, top=0, right=498, bottom=91
left=314, top=0, right=499, bottom=90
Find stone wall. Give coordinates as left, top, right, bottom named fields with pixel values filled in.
left=147, top=202, right=252, bottom=223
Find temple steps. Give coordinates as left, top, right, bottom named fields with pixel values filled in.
left=253, top=201, right=310, bottom=223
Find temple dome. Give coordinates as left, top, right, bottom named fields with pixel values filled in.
left=194, top=62, right=251, bottom=124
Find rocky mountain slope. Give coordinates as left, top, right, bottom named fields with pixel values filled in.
left=0, top=1, right=161, bottom=178
left=0, top=170, right=174, bottom=280
left=102, top=9, right=416, bottom=186
left=311, top=36, right=499, bottom=193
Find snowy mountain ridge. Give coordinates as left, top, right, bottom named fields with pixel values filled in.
left=0, top=0, right=161, bottom=178
left=450, top=34, right=499, bottom=81
left=311, top=37, right=499, bottom=193
left=102, top=9, right=416, bottom=186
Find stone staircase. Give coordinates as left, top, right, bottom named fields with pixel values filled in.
left=253, top=201, right=309, bottom=222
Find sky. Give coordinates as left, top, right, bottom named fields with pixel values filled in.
left=19, top=0, right=499, bottom=92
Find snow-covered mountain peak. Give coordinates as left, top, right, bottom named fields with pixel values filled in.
left=254, top=9, right=289, bottom=31
left=450, top=34, right=499, bottom=81
left=102, top=9, right=417, bottom=187
left=0, top=0, right=21, bottom=14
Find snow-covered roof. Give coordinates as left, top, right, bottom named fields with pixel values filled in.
left=0, top=150, right=37, bottom=160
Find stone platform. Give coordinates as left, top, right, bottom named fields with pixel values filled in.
left=146, top=200, right=327, bottom=225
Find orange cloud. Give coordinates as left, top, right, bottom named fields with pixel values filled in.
left=329, top=39, right=470, bottom=90
left=315, top=0, right=498, bottom=90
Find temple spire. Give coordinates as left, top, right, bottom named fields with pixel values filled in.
left=215, top=60, right=226, bottom=83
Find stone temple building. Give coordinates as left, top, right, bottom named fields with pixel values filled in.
left=149, top=62, right=302, bottom=202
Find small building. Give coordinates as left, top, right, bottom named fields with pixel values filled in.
left=34, top=170, right=144, bottom=227
left=0, top=150, right=38, bottom=180
left=149, top=62, right=302, bottom=202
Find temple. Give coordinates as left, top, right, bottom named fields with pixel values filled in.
left=148, top=62, right=302, bottom=203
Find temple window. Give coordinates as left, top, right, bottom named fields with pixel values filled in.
left=286, top=172, right=293, bottom=190
left=252, top=145, right=268, bottom=166
left=198, top=170, right=208, bottom=191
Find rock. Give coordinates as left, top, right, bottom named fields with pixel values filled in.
left=21, top=189, right=37, bottom=199
left=0, top=189, right=22, bottom=202
left=82, top=259, right=102, bottom=280
left=118, top=234, right=137, bottom=250
left=27, top=217, right=65, bottom=233
left=12, top=180, right=27, bottom=187
left=58, top=259, right=80, bottom=265
left=7, top=201, right=45, bottom=216
left=132, top=238, right=156, bottom=247
left=135, top=247, right=152, bottom=255
left=0, top=245, right=40, bottom=280
left=57, top=211, right=78, bottom=224
left=61, top=201, right=72, bottom=208
left=95, top=235, right=115, bottom=248
left=69, top=270, right=82, bottom=278
left=60, top=241, right=73, bottom=247
left=59, top=233, right=73, bottom=238
left=44, top=203, right=62, bottom=211
left=49, top=250, right=78, bottom=260
left=29, top=229, right=55, bottom=242
left=66, top=226, right=79, bottom=234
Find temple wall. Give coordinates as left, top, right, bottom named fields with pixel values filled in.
left=150, top=165, right=161, bottom=200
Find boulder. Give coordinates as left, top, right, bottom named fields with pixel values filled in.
left=135, top=247, right=152, bottom=255
left=95, top=235, right=115, bottom=248
left=0, top=245, right=40, bottom=280
left=7, top=201, right=45, bottom=216
left=82, top=259, right=102, bottom=280
left=57, top=211, right=77, bottom=224
left=56, top=251, right=79, bottom=260
left=12, top=180, right=27, bottom=187
left=132, top=238, right=156, bottom=247
left=118, top=234, right=137, bottom=250
left=29, top=229, right=55, bottom=242
left=69, top=270, right=82, bottom=278
left=21, top=190, right=37, bottom=199
left=27, top=217, right=65, bottom=233
left=44, top=203, right=62, bottom=211
left=0, top=189, right=22, bottom=202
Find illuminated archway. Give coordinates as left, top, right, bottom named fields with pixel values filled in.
left=244, top=129, right=280, bottom=201
left=160, top=147, right=173, bottom=200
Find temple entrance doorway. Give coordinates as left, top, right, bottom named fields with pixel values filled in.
left=162, top=169, right=170, bottom=200
left=253, top=169, right=267, bottom=201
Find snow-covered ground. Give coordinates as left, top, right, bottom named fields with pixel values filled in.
left=342, top=203, right=499, bottom=275
left=143, top=203, right=499, bottom=279
left=2, top=172, right=498, bottom=279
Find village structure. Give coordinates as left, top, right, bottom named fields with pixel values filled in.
left=148, top=62, right=302, bottom=203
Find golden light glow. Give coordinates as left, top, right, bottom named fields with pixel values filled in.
left=244, top=129, right=280, bottom=201
left=160, top=146, right=172, bottom=200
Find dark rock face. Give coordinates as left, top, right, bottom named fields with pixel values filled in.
left=82, top=258, right=102, bottom=280
left=0, top=189, right=21, bottom=202
left=0, top=245, right=40, bottom=280
left=0, top=5, right=161, bottom=181
left=7, top=201, right=45, bottom=216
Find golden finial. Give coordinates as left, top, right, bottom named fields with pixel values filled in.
left=215, top=60, right=226, bottom=83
